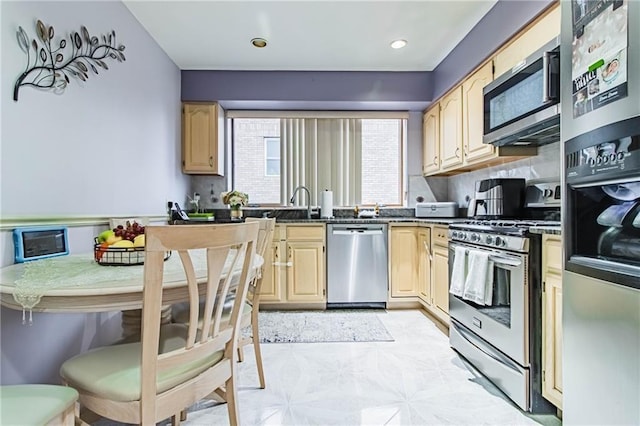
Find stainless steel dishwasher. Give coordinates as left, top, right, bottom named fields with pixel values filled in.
left=326, top=223, right=388, bottom=308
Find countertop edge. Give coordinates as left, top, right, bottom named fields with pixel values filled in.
left=528, top=226, right=562, bottom=235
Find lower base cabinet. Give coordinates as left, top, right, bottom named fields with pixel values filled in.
left=389, top=224, right=450, bottom=325
left=389, top=226, right=419, bottom=298
left=260, top=224, right=326, bottom=307
left=432, top=245, right=449, bottom=317
left=542, top=234, right=563, bottom=409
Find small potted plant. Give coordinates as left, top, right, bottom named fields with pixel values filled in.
left=222, top=190, right=249, bottom=219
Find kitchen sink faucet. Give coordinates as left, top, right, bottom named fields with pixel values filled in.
left=289, top=186, right=312, bottom=219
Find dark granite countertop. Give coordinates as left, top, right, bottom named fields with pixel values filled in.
left=180, top=207, right=466, bottom=226
left=274, top=217, right=465, bottom=225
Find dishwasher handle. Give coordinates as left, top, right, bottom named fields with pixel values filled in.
left=332, top=228, right=384, bottom=236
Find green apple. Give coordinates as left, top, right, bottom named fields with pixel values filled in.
left=98, top=230, right=114, bottom=243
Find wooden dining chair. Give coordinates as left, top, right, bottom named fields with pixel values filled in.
left=59, top=222, right=259, bottom=426
left=0, top=384, right=78, bottom=425
left=236, top=217, right=275, bottom=388
left=172, top=217, right=275, bottom=389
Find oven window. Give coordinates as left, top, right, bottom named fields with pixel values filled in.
left=569, top=181, right=640, bottom=267
left=463, top=266, right=512, bottom=328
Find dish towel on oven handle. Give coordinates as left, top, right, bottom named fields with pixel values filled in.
left=463, top=249, right=494, bottom=305
left=449, top=246, right=467, bottom=297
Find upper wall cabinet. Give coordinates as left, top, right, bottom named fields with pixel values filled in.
left=439, top=86, right=464, bottom=171
left=182, top=103, right=225, bottom=175
left=462, top=61, right=495, bottom=164
left=422, top=3, right=558, bottom=176
left=422, top=104, right=440, bottom=175
left=493, top=4, right=561, bottom=78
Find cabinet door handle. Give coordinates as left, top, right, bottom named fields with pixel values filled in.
left=274, top=245, right=279, bottom=260
left=434, top=156, right=438, bottom=165
left=455, top=147, right=460, bottom=158
left=209, top=156, right=213, bottom=167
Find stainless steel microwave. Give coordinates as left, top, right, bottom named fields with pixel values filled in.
left=483, top=36, right=560, bottom=147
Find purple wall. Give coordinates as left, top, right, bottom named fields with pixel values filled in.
left=182, top=70, right=434, bottom=111
left=181, top=0, right=556, bottom=110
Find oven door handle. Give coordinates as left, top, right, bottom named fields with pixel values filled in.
left=488, top=256, right=522, bottom=267
left=452, top=321, right=523, bottom=373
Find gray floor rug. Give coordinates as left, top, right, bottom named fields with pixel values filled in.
left=255, top=310, right=394, bottom=343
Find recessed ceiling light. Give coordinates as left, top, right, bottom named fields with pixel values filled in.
left=390, top=39, right=407, bottom=49
left=251, top=38, right=268, bottom=48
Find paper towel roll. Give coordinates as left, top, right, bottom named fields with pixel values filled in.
left=321, top=190, right=334, bottom=218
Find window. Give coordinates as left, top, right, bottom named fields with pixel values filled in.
left=264, top=137, right=280, bottom=176
left=232, top=114, right=405, bottom=206
left=233, top=119, right=280, bottom=205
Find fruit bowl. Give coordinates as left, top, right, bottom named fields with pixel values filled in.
left=94, top=239, right=171, bottom=266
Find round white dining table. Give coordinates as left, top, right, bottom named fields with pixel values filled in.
left=0, top=251, right=264, bottom=314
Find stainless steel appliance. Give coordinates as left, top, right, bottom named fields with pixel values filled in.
left=483, top=37, right=560, bottom=147
left=448, top=185, right=560, bottom=413
left=415, top=202, right=458, bottom=218
left=326, top=223, right=388, bottom=308
left=467, top=178, right=526, bottom=218
left=561, top=0, right=640, bottom=423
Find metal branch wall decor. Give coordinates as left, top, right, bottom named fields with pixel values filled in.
left=13, top=20, right=126, bottom=101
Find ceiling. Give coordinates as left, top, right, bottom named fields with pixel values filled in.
left=123, top=0, right=498, bottom=72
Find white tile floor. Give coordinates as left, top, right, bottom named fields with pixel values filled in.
left=173, top=309, right=560, bottom=426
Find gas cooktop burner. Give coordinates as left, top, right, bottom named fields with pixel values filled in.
left=449, top=220, right=562, bottom=250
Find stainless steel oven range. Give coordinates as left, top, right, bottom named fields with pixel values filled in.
left=447, top=219, right=556, bottom=414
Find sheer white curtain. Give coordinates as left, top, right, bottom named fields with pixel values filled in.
left=281, top=118, right=362, bottom=206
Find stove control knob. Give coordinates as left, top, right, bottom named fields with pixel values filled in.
left=470, top=233, right=480, bottom=242
left=459, top=232, right=466, bottom=240
left=485, top=235, right=494, bottom=245
left=495, top=236, right=505, bottom=247
left=452, top=231, right=459, bottom=239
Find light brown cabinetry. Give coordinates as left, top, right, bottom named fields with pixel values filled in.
left=260, top=224, right=326, bottom=307
left=439, top=87, right=464, bottom=171
left=422, top=107, right=440, bottom=175
left=462, top=62, right=495, bottom=164
left=389, top=224, right=449, bottom=325
left=182, top=102, right=225, bottom=175
left=259, top=226, right=285, bottom=302
left=542, top=234, right=563, bottom=409
left=417, top=228, right=432, bottom=304
left=431, top=226, right=450, bottom=320
left=389, top=226, right=419, bottom=297
left=493, top=4, right=561, bottom=78
left=422, top=3, right=559, bottom=176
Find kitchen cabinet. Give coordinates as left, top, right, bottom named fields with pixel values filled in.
left=462, top=61, right=495, bottom=164
left=431, top=226, right=450, bottom=320
left=422, top=106, right=440, bottom=175
left=422, top=4, right=558, bottom=177
left=439, top=87, right=464, bottom=171
left=493, top=4, right=560, bottom=78
left=260, top=224, right=326, bottom=307
left=182, top=102, right=225, bottom=175
left=542, top=234, right=563, bottom=409
left=259, top=225, right=285, bottom=302
left=389, top=226, right=419, bottom=298
left=417, top=228, right=432, bottom=304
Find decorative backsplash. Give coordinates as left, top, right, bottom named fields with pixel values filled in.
left=447, top=142, right=561, bottom=210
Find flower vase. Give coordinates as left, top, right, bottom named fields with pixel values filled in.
left=230, top=208, right=243, bottom=220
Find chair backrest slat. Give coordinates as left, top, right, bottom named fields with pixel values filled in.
left=139, top=223, right=259, bottom=424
